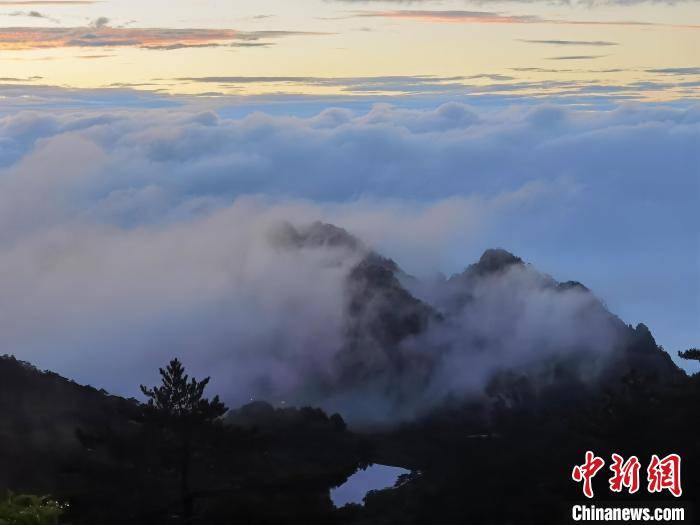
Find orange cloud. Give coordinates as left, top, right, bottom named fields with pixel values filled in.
left=0, top=25, right=326, bottom=51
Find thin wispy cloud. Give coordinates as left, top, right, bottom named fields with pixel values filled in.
left=351, top=9, right=700, bottom=29
left=354, top=10, right=542, bottom=24
left=547, top=55, right=607, bottom=60
left=333, top=0, right=698, bottom=5
left=647, top=67, right=700, bottom=75
left=156, top=73, right=700, bottom=99
left=171, top=75, right=477, bottom=95
left=0, top=22, right=330, bottom=50
left=76, top=53, right=114, bottom=59
left=7, top=9, right=58, bottom=22
left=577, top=0, right=698, bottom=5
left=0, top=1, right=94, bottom=4
left=171, top=74, right=532, bottom=92
left=0, top=75, right=42, bottom=80
left=519, top=39, right=618, bottom=46
left=174, top=74, right=468, bottom=84
left=512, top=67, right=625, bottom=73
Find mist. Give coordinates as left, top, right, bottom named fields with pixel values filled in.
left=0, top=196, right=625, bottom=425
left=0, top=102, right=697, bottom=424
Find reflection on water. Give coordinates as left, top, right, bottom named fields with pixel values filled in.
left=331, top=464, right=410, bottom=507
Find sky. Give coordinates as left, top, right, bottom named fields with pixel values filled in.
left=0, top=0, right=698, bottom=101
left=0, top=0, right=698, bottom=395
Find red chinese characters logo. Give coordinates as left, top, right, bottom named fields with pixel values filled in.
left=609, top=453, right=641, bottom=494
left=572, top=451, right=605, bottom=498
left=647, top=454, right=682, bottom=497
left=572, top=452, right=682, bottom=499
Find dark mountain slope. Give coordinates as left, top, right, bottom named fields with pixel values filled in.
left=0, top=355, right=140, bottom=492
left=0, top=355, right=367, bottom=524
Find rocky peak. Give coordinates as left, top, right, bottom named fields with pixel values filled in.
left=272, top=221, right=364, bottom=252
left=471, top=248, right=524, bottom=276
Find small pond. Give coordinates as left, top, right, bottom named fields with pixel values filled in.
left=331, top=464, right=411, bottom=507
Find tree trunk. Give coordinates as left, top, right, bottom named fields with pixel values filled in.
left=181, top=433, right=192, bottom=523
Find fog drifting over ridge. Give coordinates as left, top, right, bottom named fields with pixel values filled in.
left=0, top=102, right=698, bottom=417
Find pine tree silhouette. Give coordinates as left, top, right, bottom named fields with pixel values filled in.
left=141, top=358, right=227, bottom=523
left=678, top=348, right=700, bottom=363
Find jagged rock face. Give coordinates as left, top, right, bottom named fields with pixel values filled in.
left=609, top=322, right=682, bottom=382
left=345, top=256, right=437, bottom=349
left=271, top=221, right=364, bottom=252
left=271, top=221, right=438, bottom=358
left=468, top=248, right=524, bottom=276
left=334, top=254, right=440, bottom=394
left=272, top=223, right=681, bottom=423
left=436, top=253, right=679, bottom=388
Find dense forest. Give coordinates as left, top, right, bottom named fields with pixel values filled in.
left=1, top=346, right=697, bottom=524
left=0, top=344, right=700, bottom=525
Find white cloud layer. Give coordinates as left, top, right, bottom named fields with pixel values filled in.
left=0, top=101, right=698, bottom=414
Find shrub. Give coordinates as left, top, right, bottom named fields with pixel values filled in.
left=0, top=493, right=67, bottom=525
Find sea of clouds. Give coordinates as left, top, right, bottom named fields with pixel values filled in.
left=0, top=102, right=698, bottom=418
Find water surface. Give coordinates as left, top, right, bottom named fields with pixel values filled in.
left=331, top=464, right=410, bottom=507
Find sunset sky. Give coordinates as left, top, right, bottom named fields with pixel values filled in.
left=0, top=0, right=699, bottom=103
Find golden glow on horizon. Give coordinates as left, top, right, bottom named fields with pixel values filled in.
left=0, top=0, right=698, bottom=101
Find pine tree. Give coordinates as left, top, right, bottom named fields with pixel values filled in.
left=141, top=358, right=227, bottom=523
left=678, top=348, right=700, bottom=363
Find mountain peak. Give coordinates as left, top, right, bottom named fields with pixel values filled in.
left=473, top=248, right=523, bottom=275
left=302, top=221, right=362, bottom=250
left=272, top=221, right=364, bottom=252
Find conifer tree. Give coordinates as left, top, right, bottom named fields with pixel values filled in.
left=141, top=358, right=227, bottom=522
left=678, top=348, right=700, bottom=363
